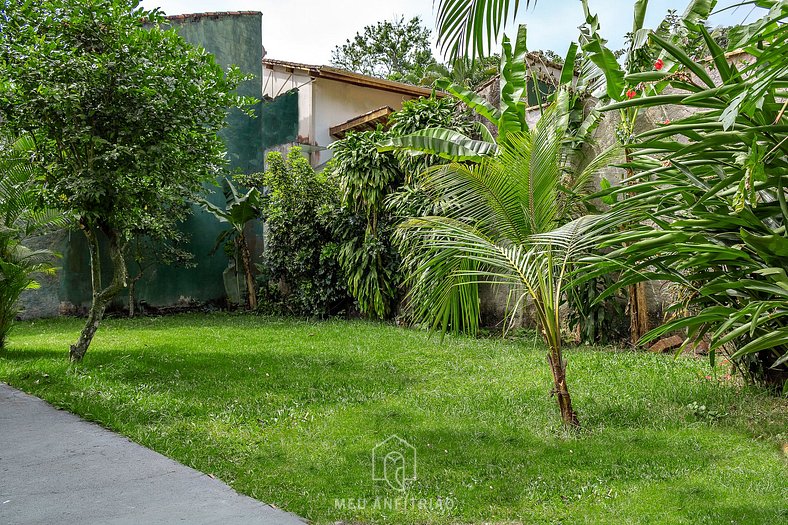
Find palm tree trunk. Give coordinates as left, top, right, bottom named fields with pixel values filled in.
left=70, top=222, right=127, bottom=362
left=547, top=347, right=580, bottom=428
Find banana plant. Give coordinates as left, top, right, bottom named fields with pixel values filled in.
left=584, top=0, right=788, bottom=390
left=200, top=179, right=262, bottom=310
left=379, top=24, right=531, bottom=162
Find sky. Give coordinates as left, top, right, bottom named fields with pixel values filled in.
left=139, top=0, right=761, bottom=65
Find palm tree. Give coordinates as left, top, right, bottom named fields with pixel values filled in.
left=435, top=0, right=535, bottom=60
left=398, top=99, right=617, bottom=427
left=0, top=135, right=63, bottom=349
left=0, top=229, right=55, bottom=349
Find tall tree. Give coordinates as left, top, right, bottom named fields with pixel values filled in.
left=0, top=0, right=253, bottom=361
left=331, top=16, right=437, bottom=83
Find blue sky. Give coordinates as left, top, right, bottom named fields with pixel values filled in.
left=139, top=0, right=761, bottom=65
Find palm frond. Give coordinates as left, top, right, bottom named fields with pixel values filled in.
left=435, top=0, right=533, bottom=61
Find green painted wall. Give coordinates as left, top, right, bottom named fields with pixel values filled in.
left=526, top=78, right=555, bottom=106
left=261, top=89, right=299, bottom=151
left=60, top=13, right=264, bottom=309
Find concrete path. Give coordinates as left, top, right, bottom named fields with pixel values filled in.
left=0, top=383, right=306, bottom=525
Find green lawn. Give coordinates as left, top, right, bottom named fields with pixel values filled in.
left=1, top=314, right=786, bottom=524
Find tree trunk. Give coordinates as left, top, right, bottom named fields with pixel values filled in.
left=128, top=278, right=135, bottom=318
left=238, top=232, right=257, bottom=310
left=547, top=348, right=580, bottom=428
left=127, top=271, right=145, bottom=318
left=69, top=222, right=127, bottom=362
left=628, top=281, right=650, bottom=344
left=624, top=148, right=650, bottom=344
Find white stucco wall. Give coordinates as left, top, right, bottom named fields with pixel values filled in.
left=311, top=78, right=416, bottom=166
left=263, top=66, right=421, bottom=167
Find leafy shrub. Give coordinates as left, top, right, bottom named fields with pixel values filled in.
left=566, top=272, right=626, bottom=344
left=0, top=135, right=60, bottom=348
left=258, top=148, right=351, bottom=317
left=326, top=97, right=477, bottom=320
left=328, top=130, right=404, bottom=319
left=590, top=5, right=788, bottom=390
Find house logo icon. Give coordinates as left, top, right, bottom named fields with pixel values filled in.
left=372, top=435, right=416, bottom=491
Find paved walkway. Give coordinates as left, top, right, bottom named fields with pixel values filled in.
left=0, top=384, right=306, bottom=525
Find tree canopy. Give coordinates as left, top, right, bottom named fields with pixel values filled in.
left=330, top=16, right=437, bottom=83
left=0, top=0, right=254, bottom=360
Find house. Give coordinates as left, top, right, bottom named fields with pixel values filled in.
left=261, top=59, right=437, bottom=168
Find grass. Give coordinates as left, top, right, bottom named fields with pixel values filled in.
left=1, top=313, right=786, bottom=524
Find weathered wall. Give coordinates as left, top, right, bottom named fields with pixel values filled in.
left=261, top=89, right=299, bottom=151
left=18, top=12, right=265, bottom=317
left=263, top=68, right=314, bottom=153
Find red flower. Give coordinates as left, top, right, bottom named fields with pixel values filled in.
left=655, top=58, right=664, bottom=70
left=663, top=119, right=670, bottom=125
left=626, top=89, right=637, bottom=99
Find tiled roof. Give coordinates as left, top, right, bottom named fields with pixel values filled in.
left=263, top=58, right=438, bottom=98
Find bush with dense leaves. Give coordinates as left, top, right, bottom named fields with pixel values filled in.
left=258, top=148, right=351, bottom=317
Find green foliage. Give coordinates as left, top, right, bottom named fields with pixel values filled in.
left=399, top=102, right=613, bottom=337
left=383, top=25, right=620, bottom=343
left=0, top=0, right=252, bottom=238
left=579, top=0, right=717, bottom=102
left=330, top=16, right=437, bottom=83
left=0, top=135, right=60, bottom=349
left=260, top=148, right=350, bottom=318
left=200, top=178, right=262, bottom=309
left=419, top=55, right=500, bottom=89
left=327, top=95, right=481, bottom=320
left=398, top=96, right=620, bottom=425
left=329, top=131, right=404, bottom=319
left=201, top=180, right=261, bottom=252
left=0, top=231, right=56, bottom=349
left=566, top=272, right=626, bottom=345
left=390, top=96, right=476, bottom=137
left=588, top=1, right=788, bottom=390
left=435, top=0, right=534, bottom=60
left=0, top=0, right=253, bottom=357
left=380, top=25, right=532, bottom=161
